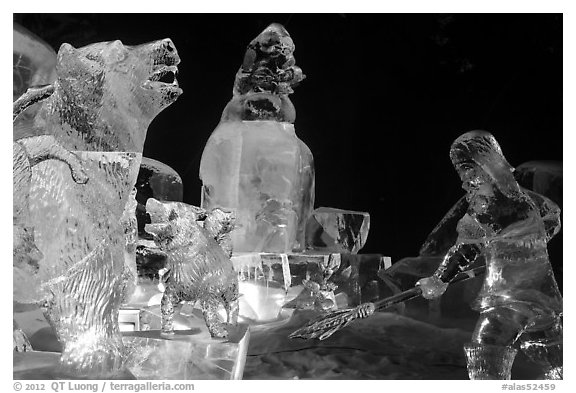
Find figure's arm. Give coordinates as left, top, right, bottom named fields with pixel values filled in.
left=416, top=242, right=483, bottom=299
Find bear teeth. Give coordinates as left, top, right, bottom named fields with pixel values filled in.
left=149, top=66, right=179, bottom=85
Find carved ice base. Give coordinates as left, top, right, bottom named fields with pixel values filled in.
left=123, top=323, right=249, bottom=380
left=13, top=352, right=135, bottom=379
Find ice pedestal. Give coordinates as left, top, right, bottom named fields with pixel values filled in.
left=13, top=352, right=135, bottom=380
left=123, top=322, right=250, bottom=380
left=13, top=310, right=250, bottom=380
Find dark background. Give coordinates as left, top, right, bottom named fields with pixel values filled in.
left=14, top=14, right=563, bottom=263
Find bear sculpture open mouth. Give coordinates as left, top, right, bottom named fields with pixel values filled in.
left=146, top=65, right=179, bottom=88
left=142, top=44, right=182, bottom=97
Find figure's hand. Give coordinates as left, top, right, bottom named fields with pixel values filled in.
left=355, top=302, right=375, bottom=319
left=416, top=276, right=449, bottom=299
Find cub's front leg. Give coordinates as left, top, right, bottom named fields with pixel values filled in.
left=160, top=288, right=180, bottom=339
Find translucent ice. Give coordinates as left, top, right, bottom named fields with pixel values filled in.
left=13, top=23, right=57, bottom=101
left=144, top=199, right=239, bottom=338
left=13, top=38, right=182, bottom=151
left=14, top=38, right=182, bottom=378
left=200, top=23, right=314, bottom=253
left=203, top=208, right=236, bottom=258
left=305, top=207, right=370, bottom=254
left=13, top=135, right=88, bottom=304
left=135, top=157, right=184, bottom=237
left=123, top=322, right=250, bottom=379
left=120, top=188, right=139, bottom=304
left=417, top=130, right=563, bottom=380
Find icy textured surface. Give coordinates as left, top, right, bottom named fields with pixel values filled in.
left=305, top=207, right=370, bottom=254
left=230, top=252, right=390, bottom=324
left=145, top=199, right=239, bottom=338
left=14, top=38, right=182, bottom=378
left=29, top=152, right=141, bottom=377
left=120, top=188, right=139, bottom=304
left=13, top=38, right=182, bottom=151
left=201, top=121, right=314, bottom=253
left=13, top=23, right=57, bottom=101
left=13, top=135, right=88, bottom=304
left=223, top=23, right=305, bottom=123
left=464, top=343, right=517, bottom=379
left=200, top=24, right=314, bottom=253
left=515, top=161, right=562, bottom=209
left=135, top=157, right=183, bottom=237
left=123, top=316, right=249, bottom=380
left=203, top=208, right=236, bottom=257
left=417, top=130, right=563, bottom=380
left=13, top=320, right=32, bottom=352
left=245, top=311, right=472, bottom=379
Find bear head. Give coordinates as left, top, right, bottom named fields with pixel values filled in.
left=145, top=198, right=206, bottom=251
left=51, top=38, right=182, bottom=151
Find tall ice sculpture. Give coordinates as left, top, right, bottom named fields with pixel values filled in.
left=13, top=38, right=182, bottom=378
left=417, top=131, right=563, bottom=380
left=200, top=23, right=314, bottom=253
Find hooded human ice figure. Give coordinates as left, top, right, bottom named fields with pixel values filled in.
left=417, top=130, right=563, bottom=380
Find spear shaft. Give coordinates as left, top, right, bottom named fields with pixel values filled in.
left=289, top=265, right=486, bottom=340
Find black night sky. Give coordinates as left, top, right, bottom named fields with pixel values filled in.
left=13, top=14, right=563, bottom=263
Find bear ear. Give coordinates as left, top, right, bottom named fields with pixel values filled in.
left=107, top=40, right=129, bottom=63
left=56, top=43, right=85, bottom=76
left=57, top=43, right=77, bottom=62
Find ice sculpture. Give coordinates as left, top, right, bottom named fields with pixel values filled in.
left=13, top=23, right=57, bottom=129
left=199, top=23, right=314, bottom=253
left=416, top=131, right=563, bottom=380
left=305, top=207, right=370, bottom=254
left=13, top=320, right=32, bottom=353
left=120, top=188, right=139, bottom=304
left=13, top=135, right=88, bottom=304
left=135, top=157, right=184, bottom=237
left=204, top=208, right=236, bottom=258
left=145, top=199, right=239, bottom=338
left=14, top=38, right=181, bottom=378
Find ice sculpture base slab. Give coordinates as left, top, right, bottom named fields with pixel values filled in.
left=13, top=352, right=135, bottom=380
left=122, top=323, right=250, bottom=380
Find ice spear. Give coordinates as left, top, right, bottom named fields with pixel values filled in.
left=289, top=265, right=486, bottom=340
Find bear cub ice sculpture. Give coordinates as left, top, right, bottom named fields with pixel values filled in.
left=145, top=198, right=239, bottom=338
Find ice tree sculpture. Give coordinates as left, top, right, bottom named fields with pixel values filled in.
left=14, top=38, right=182, bottom=377
left=417, top=131, right=563, bottom=380
left=145, top=199, right=239, bottom=339
left=199, top=23, right=315, bottom=253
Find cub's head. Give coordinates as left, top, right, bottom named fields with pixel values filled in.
left=54, top=39, right=182, bottom=151
left=204, top=208, right=236, bottom=236
left=144, top=198, right=206, bottom=250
